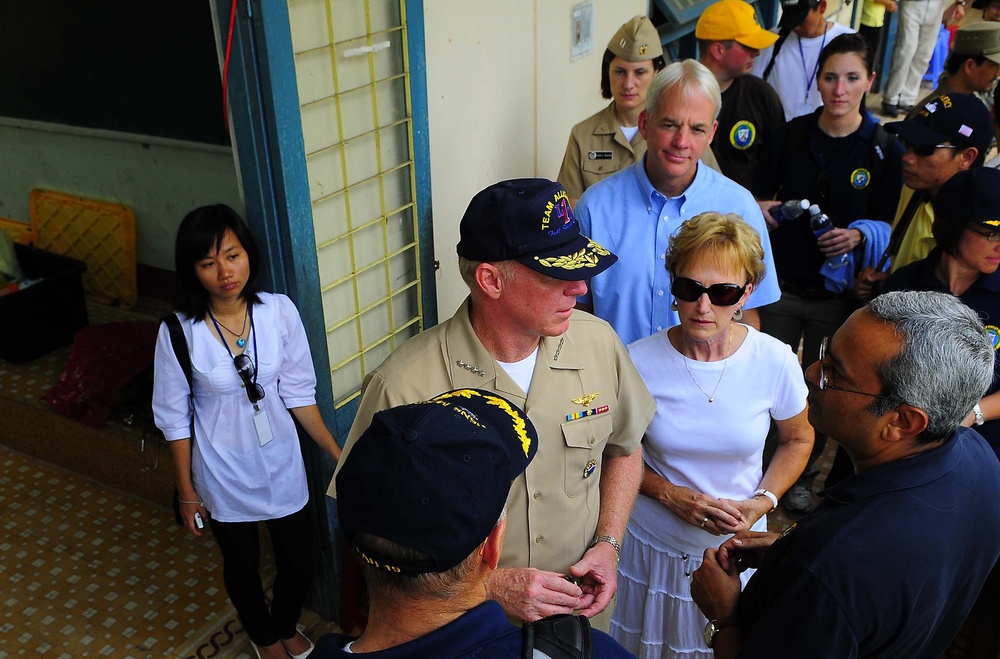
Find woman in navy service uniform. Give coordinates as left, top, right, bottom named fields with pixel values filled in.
left=557, top=16, right=665, bottom=206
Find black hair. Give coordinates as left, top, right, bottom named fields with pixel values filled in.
left=174, top=204, right=262, bottom=321
left=600, top=48, right=667, bottom=99
left=931, top=201, right=970, bottom=255
left=945, top=52, right=989, bottom=77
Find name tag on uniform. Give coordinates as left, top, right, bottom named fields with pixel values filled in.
left=588, top=150, right=613, bottom=160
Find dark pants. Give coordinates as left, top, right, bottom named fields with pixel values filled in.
left=859, top=22, right=888, bottom=82
left=208, top=503, right=315, bottom=646
left=760, top=292, right=855, bottom=486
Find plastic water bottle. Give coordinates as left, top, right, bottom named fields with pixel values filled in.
left=769, top=198, right=810, bottom=224
left=809, top=204, right=849, bottom=270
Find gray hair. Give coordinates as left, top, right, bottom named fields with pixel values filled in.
left=866, top=291, right=994, bottom=443
left=645, top=59, right=722, bottom=121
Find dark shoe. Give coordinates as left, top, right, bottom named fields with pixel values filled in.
left=881, top=102, right=901, bottom=118
left=783, top=485, right=815, bottom=513
left=900, top=103, right=915, bottom=113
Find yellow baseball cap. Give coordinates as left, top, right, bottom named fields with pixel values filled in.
left=695, top=0, right=779, bottom=50
left=608, top=16, right=663, bottom=61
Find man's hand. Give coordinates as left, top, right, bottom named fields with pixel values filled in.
left=759, top=200, right=782, bottom=231
left=854, top=266, right=888, bottom=301
left=568, top=540, right=619, bottom=617
left=485, top=567, right=584, bottom=621
left=715, top=530, right=779, bottom=572
left=691, top=547, right=742, bottom=623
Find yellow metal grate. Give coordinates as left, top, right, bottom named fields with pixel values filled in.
left=289, top=0, right=423, bottom=409
left=30, top=189, right=137, bottom=309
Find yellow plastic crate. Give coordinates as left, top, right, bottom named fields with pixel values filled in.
left=30, top=189, right=137, bottom=308
left=0, top=218, right=33, bottom=245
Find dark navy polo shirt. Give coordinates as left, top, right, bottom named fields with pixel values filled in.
left=736, top=427, right=1000, bottom=658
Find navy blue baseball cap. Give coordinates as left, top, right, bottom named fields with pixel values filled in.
left=457, top=178, right=618, bottom=281
left=933, top=168, right=1000, bottom=229
left=887, top=93, right=993, bottom=154
left=336, top=389, right=538, bottom=575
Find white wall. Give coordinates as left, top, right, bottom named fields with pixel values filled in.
left=0, top=122, right=242, bottom=271
left=424, top=0, right=647, bottom=316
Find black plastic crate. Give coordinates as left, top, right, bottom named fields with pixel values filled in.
left=1, top=244, right=88, bottom=363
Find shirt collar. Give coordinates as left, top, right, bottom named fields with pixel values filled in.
left=820, top=427, right=969, bottom=505
left=445, top=298, right=583, bottom=400
left=633, top=153, right=708, bottom=210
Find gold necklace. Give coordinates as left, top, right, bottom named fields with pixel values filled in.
left=682, top=324, right=733, bottom=403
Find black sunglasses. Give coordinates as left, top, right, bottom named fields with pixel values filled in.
left=671, top=277, right=747, bottom=306
left=233, top=353, right=265, bottom=406
left=902, top=140, right=961, bottom=157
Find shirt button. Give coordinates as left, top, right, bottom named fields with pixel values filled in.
left=532, top=491, right=541, bottom=499
left=660, top=253, right=666, bottom=260
left=656, top=326, right=663, bottom=331
left=657, top=290, right=664, bottom=297
left=589, top=437, right=596, bottom=446
left=535, top=535, right=544, bottom=544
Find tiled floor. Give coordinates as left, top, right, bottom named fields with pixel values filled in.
left=0, top=299, right=339, bottom=657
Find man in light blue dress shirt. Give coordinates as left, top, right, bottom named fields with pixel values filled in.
left=575, top=59, right=781, bottom=346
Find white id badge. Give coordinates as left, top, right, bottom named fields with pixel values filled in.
left=253, top=408, right=274, bottom=447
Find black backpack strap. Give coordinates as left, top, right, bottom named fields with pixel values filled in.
left=162, top=312, right=196, bottom=527
left=762, top=27, right=792, bottom=82
left=161, top=313, right=192, bottom=388
left=863, top=123, right=895, bottom=219
left=775, top=114, right=813, bottom=200
left=522, top=614, right=593, bottom=659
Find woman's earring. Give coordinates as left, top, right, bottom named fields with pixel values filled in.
left=670, top=299, right=679, bottom=310
left=734, top=307, right=744, bottom=321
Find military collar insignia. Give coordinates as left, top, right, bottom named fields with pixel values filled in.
left=455, top=359, right=487, bottom=377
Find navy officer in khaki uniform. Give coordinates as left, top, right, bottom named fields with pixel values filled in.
left=557, top=16, right=666, bottom=206
left=329, top=178, right=655, bottom=632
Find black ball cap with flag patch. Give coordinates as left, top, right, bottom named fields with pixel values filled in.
left=457, top=178, right=618, bottom=281
left=336, top=389, right=538, bottom=576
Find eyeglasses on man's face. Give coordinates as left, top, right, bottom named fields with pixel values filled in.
left=816, top=337, right=895, bottom=400
left=902, top=140, right=961, bottom=158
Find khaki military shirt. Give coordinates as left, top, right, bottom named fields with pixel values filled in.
left=330, top=299, right=654, bottom=578
left=558, top=102, right=644, bottom=201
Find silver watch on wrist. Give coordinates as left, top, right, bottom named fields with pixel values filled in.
left=704, top=618, right=737, bottom=648
left=973, top=403, right=985, bottom=426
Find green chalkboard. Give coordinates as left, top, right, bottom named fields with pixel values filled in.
left=0, top=0, right=231, bottom=145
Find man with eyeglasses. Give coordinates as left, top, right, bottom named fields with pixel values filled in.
left=856, top=93, right=992, bottom=299
left=690, top=291, right=1000, bottom=658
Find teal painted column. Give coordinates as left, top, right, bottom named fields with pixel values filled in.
left=212, top=0, right=341, bottom=620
